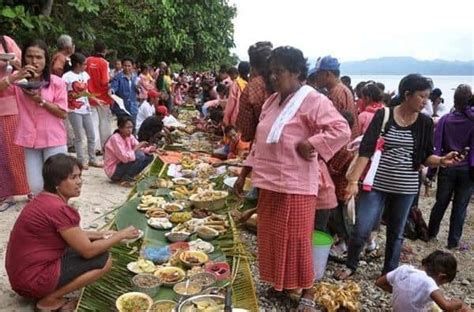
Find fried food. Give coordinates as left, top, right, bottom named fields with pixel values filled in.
left=313, top=281, right=361, bottom=312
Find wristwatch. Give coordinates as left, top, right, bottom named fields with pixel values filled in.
left=39, top=99, right=46, bottom=107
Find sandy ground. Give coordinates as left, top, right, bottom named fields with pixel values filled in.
left=0, top=163, right=472, bottom=311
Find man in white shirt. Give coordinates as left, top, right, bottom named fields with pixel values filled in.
left=136, top=89, right=159, bottom=132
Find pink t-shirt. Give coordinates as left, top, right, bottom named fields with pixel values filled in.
left=0, top=35, right=22, bottom=116
left=6, top=193, right=80, bottom=299
left=14, top=75, right=68, bottom=148
left=103, top=133, right=139, bottom=178
left=245, top=90, right=351, bottom=196
left=358, top=102, right=384, bottom=134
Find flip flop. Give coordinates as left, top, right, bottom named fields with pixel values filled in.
left=0, top=201, right=15, bottom=212
left=297, top=297, right=317, bottom=312
left=285, top=289, right=303, bottom=302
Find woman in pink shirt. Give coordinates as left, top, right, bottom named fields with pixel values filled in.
left=234, top=47, right=351, bottom=310
left=0, top=35, right=29, bottom=210
left=104, top=115, right=154, bottom=186
left=2, top=39, right=68, bottom=195
left=358, top=83, right=385, bottom=134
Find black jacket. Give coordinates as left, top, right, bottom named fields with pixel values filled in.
left=359, top=107, right=434, bottom=170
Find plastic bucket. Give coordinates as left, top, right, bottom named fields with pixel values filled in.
left=312, top=231, right=333, bottom=280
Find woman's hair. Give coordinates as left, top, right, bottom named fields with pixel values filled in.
left=362, top=83, right=383, bottom=102
left=114, top=115, right=134, bottom=134
left=137, top=116, right=164, bottom=143
left=70, top=52, right=86, bottom=69
left=355, top=81, right=366, bottom=98
left=22, top=39, right=51, bottom=82
left=208, top=106, right=224, bottom=124
left=398, top=74, right=433, bottom=101
left=453, top=84, right=472, bottom=111
left=268, top=46, right=308, bottom=82
left=422, top=250, right=457, bottom=282
left=216, top=83, right=228, bottom=97
left=43, top=154, right=82, bottom=193
left=238, top=61, right=250, bottom=81
left=248, top=41, right=272, bottom=75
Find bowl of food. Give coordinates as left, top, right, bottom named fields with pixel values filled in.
left=177, top=295, right=225, bottom=312
left=150, top=178, right=173, bottom=189
left=169, top=242, right=190, bottom=253
left=189, top=272, right=217, bottom=289
left=169, top=212, right=192, bottom=224
left=191, top=208, right=211, bottom=219
left=196, top=226, right=219, bottom=241
left=131, top=274, right=162, bottom=297
left=147, top=217, right=173, bottom=230
left=189, top=191, right=228, bottom=211
left=188, top=239, right=215, bottom=254
left=115, top=292, right=153, bottom=312
left=142, top=246, right=171, bottom=264
left=164, top=203, right=184, bottom=214
left=165, top=231, right=191, bottom=243
left=179, top=250, right=209, bottom=268
left=127, top=259, right=157, bottom=274
left=145, top=208, right=168, bottom=219
left=170, top=191, right=189, bottom=200
left=154, top=266, right=186, bottom=287
left=180, top=169, right=195, bottom=178
left=150, top=300, right=177, bottom=312
left=204, top=262, right=231, bottom=281
left=172, top=177, right=192, bottom=186
left=173, top=281, right=202, bottom=299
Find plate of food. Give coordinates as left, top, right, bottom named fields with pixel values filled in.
left=189, top=191, right=228, bottom=211
left=127, top=258, right=157, bottom=274
left=188, top=239, right=215, bottom=254
left=116, top=292, right=153, bottom=312
left=145, top=208, right=168, bottom=219
left=138, top=195, right=166, bottom=211
left=154, top=266, right=186, bottom=287
left=165, top=231, right=191, bottom=243
left=170, top=190, right=189, bottom=200
left=179, top=250, right=209, bottom=268
left=191, top=208, right=211, bottom=219
left=169, top=212, right=192, bottom=224
left=163, top=202, right=184, bottom=214
left=172, top=177, right=192, bottom=186
left=196, top=226, right=219, bottom=241
left=147, top=217, right=173, bottom=230
left=150, top=300, right=177, bottom=312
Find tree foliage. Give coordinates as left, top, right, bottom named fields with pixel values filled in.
left=0, top=0, right=237, bottom=68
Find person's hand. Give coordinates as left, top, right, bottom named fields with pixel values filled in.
left=137, top=141, right=149, bottom=149
left=23, top=89, right=42, bottom=103
left=459, top=303, right=473, bottom=312
left=233, top=175, right=246, bottom=198
left=296, top=140, right=316, bottom=161
left=119, top=226, right=140, bottom=240
left=345, top=182, right=359, bottom=202
left=441, top=151, right=463, bottom=167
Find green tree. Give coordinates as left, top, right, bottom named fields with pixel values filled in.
left=0, top=0, right=237, bottom=68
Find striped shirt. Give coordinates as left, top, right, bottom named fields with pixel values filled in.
left=373, top=125, right=419, bottom=194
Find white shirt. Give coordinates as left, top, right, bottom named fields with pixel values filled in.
left=421, top=100, right=450, bottom=118
left=136, top=100, right=155, bottom=131
left=387, top=265, right=439, bottom=312
left=62, top=71, right=91, bottom=115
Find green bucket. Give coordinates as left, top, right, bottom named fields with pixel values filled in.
left=312, top=230, right=333, bottom=246
left=312, top=231, right=333, bottom=280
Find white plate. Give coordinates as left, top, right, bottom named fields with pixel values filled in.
left=147, top=217, right=173, bottom=230
left=121, top=229, right=144, bottom=244
left=189, top=239, right=215, bottom=254
left=126, top=260, right=156, bottom=274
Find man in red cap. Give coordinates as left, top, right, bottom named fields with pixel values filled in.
left=136, top=89, right=160, bottom=132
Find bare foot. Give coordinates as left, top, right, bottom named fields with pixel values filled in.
left=36, top=297, right=67, bottom=311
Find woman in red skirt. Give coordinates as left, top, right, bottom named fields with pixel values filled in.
left=235, top=46, right=351, bottom=311
left=0, top=35, right=29, bottom=211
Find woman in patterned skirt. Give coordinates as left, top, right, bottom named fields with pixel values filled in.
left=234, top=46, right=351, bottom=311
left=0, top=35, right=29, bottom=211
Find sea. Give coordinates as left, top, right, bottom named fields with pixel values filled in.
left=348, top=75, right=474, bottom=111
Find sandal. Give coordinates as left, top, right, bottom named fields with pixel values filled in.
left=119, top=180, right=135, bottom=188
left=333, top=267, right=355, bottom=280
left=0, top=200, right=16, bottom=212
left=297, top=297, right=317, bottom=312
left=285, top=289, right=303, bottom=302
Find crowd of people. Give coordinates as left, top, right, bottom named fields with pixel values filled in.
left=0, top=33, right=472, bottom=312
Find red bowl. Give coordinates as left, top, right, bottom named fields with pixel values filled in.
left=169, top=242, right=189, bottom=253
left=204, top=262, right=230, bottom=281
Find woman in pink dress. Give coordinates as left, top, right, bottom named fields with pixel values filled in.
left=0, top=35, right=29, bottom=210
left=234, top=46, right=351, bottom=311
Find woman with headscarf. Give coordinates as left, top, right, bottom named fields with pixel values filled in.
left=234, top=46, right=351, bottom=311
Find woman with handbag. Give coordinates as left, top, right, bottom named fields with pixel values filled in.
left=335, top=74, right=464, bottom=280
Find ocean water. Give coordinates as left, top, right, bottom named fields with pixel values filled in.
left=348, top=75, right=474, bottom=110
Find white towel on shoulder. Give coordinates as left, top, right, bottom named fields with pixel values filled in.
left=266, top=85, right=314, bottom=144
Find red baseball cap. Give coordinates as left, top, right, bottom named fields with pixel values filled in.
left=156, top=105, right=169, bottom=116
left=148, top=89, right=160, bottom=99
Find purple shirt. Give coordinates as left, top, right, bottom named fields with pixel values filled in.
left=434, top=108, right=474, bottom=167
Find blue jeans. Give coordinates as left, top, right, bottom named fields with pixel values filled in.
left=346, top=190, right=416, bottom=274
left=111, top=151, right=153, bottom=182
left=428, top=166, right=473, bottom=248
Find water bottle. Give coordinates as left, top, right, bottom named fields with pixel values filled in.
left=224, top=286, right=232, bottom=312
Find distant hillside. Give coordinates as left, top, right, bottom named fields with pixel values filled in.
left=337, top=57, right=474, bottom=76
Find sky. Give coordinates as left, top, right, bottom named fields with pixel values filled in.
left=229, top=0, right=474, bottom=63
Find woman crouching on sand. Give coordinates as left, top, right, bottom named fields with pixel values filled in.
left=6, top=154, right=139, bottom=311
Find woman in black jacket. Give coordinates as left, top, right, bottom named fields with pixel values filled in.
left=335, top=74, right=463, bottom=279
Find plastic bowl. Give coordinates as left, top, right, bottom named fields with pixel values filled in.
left=165, top=231, right=191, bottom=243
left=115, top=292, right=153, bottom=312
left=131, top=274, right=162, bottom=297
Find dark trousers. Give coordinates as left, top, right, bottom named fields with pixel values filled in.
left=428, top=166, right=473, bottom=248
left=111, top=151, right=153, bottom=182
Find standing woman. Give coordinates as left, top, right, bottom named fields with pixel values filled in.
left=2, top=39, right=67, bottom=195
left=428, top=84, right=474, bottom=249
left=234, top=46, right=351, bottom=311
left=0, top=35, right=30, bottom=210
left=336, top=74, right=464, bottom=280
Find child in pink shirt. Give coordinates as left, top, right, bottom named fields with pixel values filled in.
left=358, top=83, right=385, bottom=133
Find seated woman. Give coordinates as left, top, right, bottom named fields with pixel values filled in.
left=104, top=115, right=155, bottom=187
left=5, top=154, right=139, bottom=311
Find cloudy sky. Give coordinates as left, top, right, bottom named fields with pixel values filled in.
left=230, top=0, right=474, bottom=63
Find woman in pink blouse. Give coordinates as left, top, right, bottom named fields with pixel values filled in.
left=1, top=39, right=68, bottom=195
left=234, top=46, right=351, bottom=311
left=104, top=115, right=154, bottom=186
left=358, top=83, right=384, bottom=134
